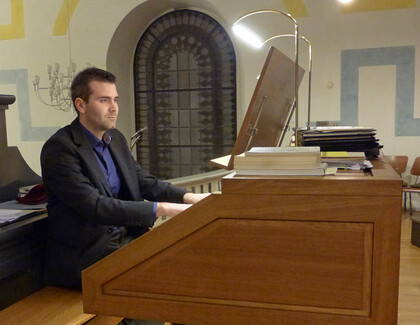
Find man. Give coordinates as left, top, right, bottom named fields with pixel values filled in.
left=41, top=67, right=208, bottom=289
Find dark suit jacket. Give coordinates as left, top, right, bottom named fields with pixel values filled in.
left=41, top=118, right=187, bottom=288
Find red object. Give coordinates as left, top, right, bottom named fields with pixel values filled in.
left=16, top=183, right=47, bottom=205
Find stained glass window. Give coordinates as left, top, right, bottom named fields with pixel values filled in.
left=134, top=9, right=237, bottom=179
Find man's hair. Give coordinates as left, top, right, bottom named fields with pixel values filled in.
left=71, top=67, right=116, bottom=111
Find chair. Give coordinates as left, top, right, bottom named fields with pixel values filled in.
left=384, top=155, right=409, bottom=213
left=383, top=155, right=408, bottom=177
left=403, top=157, right=420, bottom=215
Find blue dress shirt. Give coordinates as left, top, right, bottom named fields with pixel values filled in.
left=79, top=122, right=157, bottom=217
left=79, top=124, right=121, bottom=198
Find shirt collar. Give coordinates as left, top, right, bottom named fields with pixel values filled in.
left=78, top=121, right=112, bottom=148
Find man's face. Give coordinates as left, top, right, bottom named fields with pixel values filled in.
left=76, top=80, right=119, bottom=139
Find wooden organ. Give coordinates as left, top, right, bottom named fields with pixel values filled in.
left=82, top=160, right=402, bottom=324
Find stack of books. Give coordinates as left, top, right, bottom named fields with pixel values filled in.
left=321, top=151, right=372, bottom=170
left=17, top=185, right=36, bottom=198
left=234, top=146, right=327, bottom=176
left=297, top=126, right=382, bottom=159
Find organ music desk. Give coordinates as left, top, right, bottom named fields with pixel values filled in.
left=82, top=159, right=402, bottom=325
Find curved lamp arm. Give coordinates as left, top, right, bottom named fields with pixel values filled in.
left=232, top=9, right=297, bottom=30
left=232, top=9, right=300, bottom=144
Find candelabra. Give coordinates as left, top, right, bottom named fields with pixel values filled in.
left=33, top=62, right=89, bottom=112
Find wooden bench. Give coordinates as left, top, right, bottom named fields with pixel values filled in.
left=0, top=286, right=123, bottom=325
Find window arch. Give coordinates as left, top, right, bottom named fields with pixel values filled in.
left=133, top=9, right=236, bottom=179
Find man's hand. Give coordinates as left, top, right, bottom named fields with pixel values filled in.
left=156, top=202, right=192, bottom=218
left=156, top=193, right=210, bottom=218
left=183, top=192, right=211, bottom=204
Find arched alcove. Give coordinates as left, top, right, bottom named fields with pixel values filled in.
left=133, top=9, right=236, bottom=179
left=106, top=1, right=240, bottom=172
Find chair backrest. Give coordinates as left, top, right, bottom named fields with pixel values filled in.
left=410, top=157, right=420, bottom=176
left=384, top=155, right=409, bottom=176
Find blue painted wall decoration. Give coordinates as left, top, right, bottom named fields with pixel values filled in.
left=0, top=69, right=58, bottom=141
left=341, top=46, right=417, bottom=136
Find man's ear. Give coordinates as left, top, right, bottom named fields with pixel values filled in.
left=74, top=97, right=86, bottom=114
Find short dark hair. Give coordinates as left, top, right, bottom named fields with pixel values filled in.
left=71, top=67, right=116, bottom=109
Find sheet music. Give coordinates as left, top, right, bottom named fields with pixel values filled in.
left=0, top=209, right=40, bottom=225
left=0, top=200, right=47, bottom=225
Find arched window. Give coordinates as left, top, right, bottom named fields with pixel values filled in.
left=133, top=9, right=236, bottom=179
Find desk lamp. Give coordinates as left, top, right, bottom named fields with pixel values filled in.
left=232, top=9, right=301, bottom=143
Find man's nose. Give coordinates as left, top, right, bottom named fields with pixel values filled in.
left=110, top=100, right=118, bottom=110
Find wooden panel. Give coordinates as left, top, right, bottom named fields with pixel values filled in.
left=105, top=219, right=373, bottom=315
left=83, top=180, right=401, bottom=325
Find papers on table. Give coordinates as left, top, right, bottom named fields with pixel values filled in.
left=347, top=160, right=374, bottom=170
left=0, top=209, right=39, bottom=224
left=0, top=200, right=47, bottom=225
left=0, top=200, right=46, bottom=210
left=320, top=151, right=373, bottom=170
